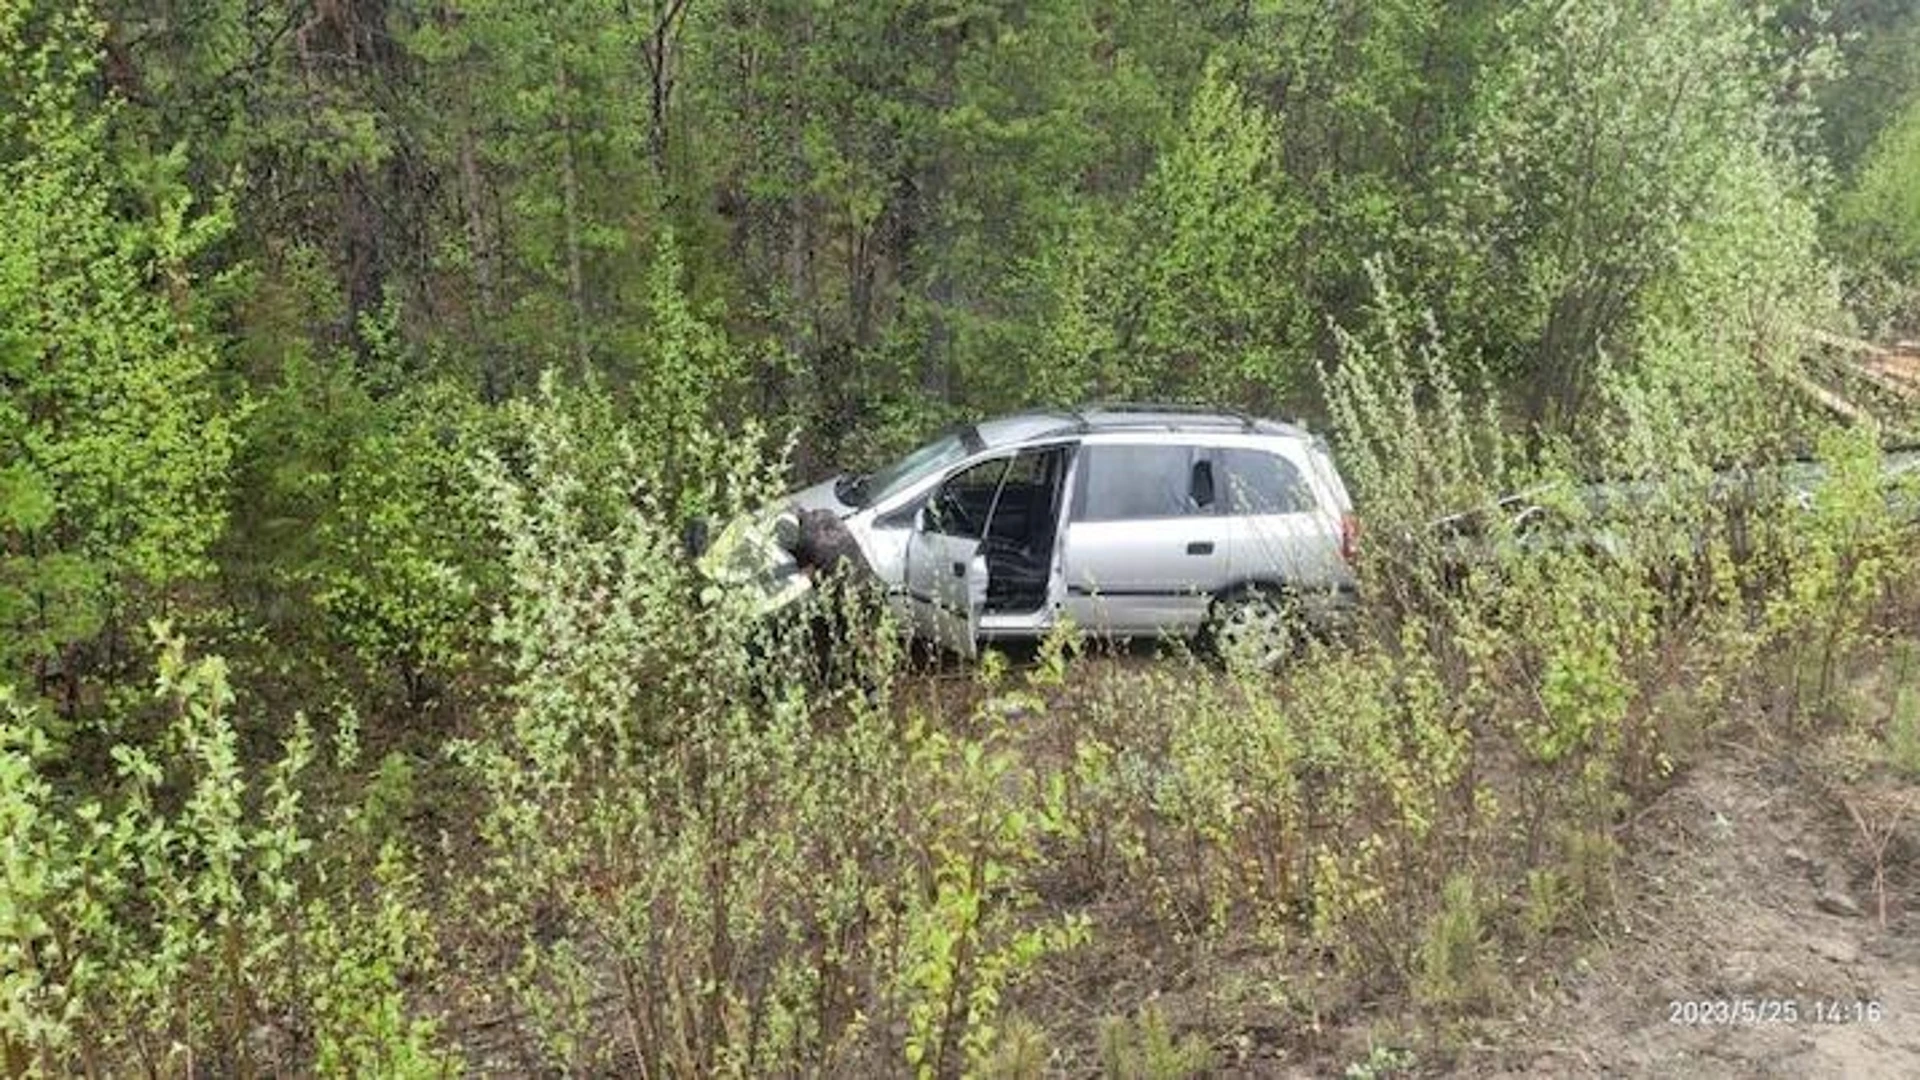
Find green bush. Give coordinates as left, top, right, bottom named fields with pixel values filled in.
left=1838, top=89, right=1920, bottom=331
left=313, top=378, right=498, bottom=710
left=0, top=625, right=455, bottom=1075
left=1096, top=1002, right=1213, bottom=1080
left=0, top=3, right=236, bottom=702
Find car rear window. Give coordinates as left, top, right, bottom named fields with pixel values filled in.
left=1220, top=447, right=1316, bottom=514
left=1073, top=444, right=1204, bottom=521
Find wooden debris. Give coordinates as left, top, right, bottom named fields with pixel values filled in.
left=1797, top=324, right=1920, bottom=406
left=1783, top=366, right=1882, bottom=427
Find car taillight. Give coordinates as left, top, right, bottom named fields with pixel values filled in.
left=1340, top=512, right=1360, bottom=563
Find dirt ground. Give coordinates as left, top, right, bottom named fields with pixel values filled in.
left=1462, top=737, right=1920, bottom=1079
left=985, top=645, right=1920, bottom=1078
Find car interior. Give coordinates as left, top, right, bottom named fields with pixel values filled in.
left=927, top=445, right=1071, bottom=616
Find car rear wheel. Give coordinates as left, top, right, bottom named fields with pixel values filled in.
left=1206, top=588, right=1300, bottom=673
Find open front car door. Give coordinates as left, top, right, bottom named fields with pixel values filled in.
left=904, top=456, right=1012, bottom=657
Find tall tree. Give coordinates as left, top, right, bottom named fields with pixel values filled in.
left=1, top=0, right=236, bottom=704
left=1110, top=63, right=1307, bottom=407
left=1428, top=0, right=1827, bottom=428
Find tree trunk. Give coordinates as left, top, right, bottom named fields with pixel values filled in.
left=643, top=0, right=693, bottom=177
left=459, top=124, right=506, bottom=395
left=555, top=56, right=592, bottom=376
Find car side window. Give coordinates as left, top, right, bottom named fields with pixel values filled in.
left=927, top=457, right=1011, bottom=539
left=1220, top=448, right=1316, bottom=515
left=1072, top=444, right=1207, bottom=522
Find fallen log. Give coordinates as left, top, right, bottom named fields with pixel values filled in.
left=1784, top=366, right=1881, bottom=427
left=1802, top=326, right=1891, bottom=356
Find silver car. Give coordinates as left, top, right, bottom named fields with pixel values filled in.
left=697, top=406, right=1360, bottom=662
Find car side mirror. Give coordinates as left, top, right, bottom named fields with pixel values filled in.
left=915, top=505, right=931, bottom=532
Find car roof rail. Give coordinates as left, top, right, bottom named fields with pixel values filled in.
left=1076, top=401, right=1262, bottom=431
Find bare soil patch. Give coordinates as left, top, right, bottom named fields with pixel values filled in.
left=1463, top=738, right=1920, bottom=1079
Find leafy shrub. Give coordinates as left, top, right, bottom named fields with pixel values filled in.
left=305, top=844, right=457, bottom=1077
left=1837, top=89, right=1920, bottom=332
left=897, top=697, right=1090, bottom=1077
left=314, top=378, right=498, bottom=710
left=1096, top=1002, right=1213, bottom=1080
left=1426, top=0, right=1831, bottom=426
left=1760, top=426, right=1905, bottom=720
left=447, top=383, right=1087, bottom=1075
left=0, top=4, right=235, bottom=700
left=0, top=625, right=455, bottom=1075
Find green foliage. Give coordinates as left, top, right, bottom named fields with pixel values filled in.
left=0, top=0, right=235, bottom=686
left=1431, top=0, right=1831, bottom=426
left=1885, top=647, right=1920, bottom=779
left=1322, top=259, right=1510, bottom=532
left=981, top=1016, right=1051, bottom=1079
left=1343, top=1043, right=1417, bottom=1080
left=1560, top=827, right=1620, bottom=922
left=0, top=686, right=67, bottom=1070
left=622, top=228, right=751, bottom=515
left=1002, top=210, right=1120, bottom=408
left=1505, top=545, right=1645, bottom=768
left=1617, top=133, right=1834, bottom=466
left=1413, top=875, right=1497, bottom=1012
left=1095, top=1002, right=1214, bottom=1080
left=314, top=377, right=496, bottom=707
left=1815, top=0, right=1920, bottom=177
left=1112, top=62, right=1307, bottom=405
left=1762, top=426, right=1904, bottom=718
left=1837, top=88, right=1920, bottom=322
left=0, top=626, right=454, bottom=1075
left=446, top=390, right=1102, bottom=1075
left=898, top=698, right=1089, bottom=1078
left=305, top=844, right=456, bottom=1077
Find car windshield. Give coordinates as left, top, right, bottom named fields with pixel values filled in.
left=841, top=432, right=969, bottom=508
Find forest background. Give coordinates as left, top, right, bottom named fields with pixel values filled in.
left=6, top=0, right=1920, bottom=1075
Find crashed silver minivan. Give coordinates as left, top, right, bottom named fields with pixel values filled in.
left=695, top=406, right=1360, bottom=662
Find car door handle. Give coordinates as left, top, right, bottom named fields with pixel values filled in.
left=1186, top=541, right=1215, bottom=556
left=952, top=561, right=967, bottom=577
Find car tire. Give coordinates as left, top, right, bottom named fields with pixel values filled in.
left=1206, top=587, right=1300, bottom=674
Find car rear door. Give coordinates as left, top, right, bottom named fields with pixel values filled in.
left=1218, top=444, right=1347, bottom=591
left=1059, top=441, right=1227, bottom=635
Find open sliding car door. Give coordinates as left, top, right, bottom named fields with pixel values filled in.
left=904, top=456, right=1010, bottom=657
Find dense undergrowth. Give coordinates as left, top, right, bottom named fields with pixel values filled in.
left=8, top=331, right=1920, bottom=1076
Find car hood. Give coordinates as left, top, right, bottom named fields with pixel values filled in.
left=789, top=475, right=855, bottom=516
